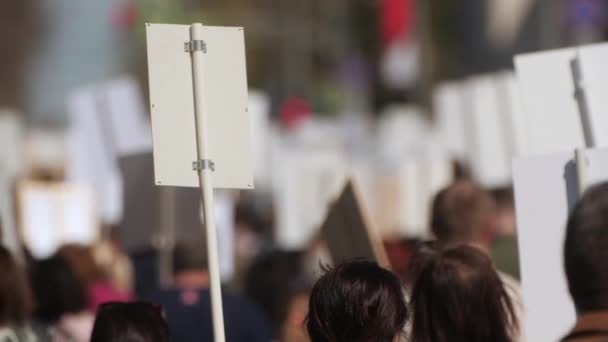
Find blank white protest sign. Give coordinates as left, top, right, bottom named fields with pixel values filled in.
left=146, top=24, right=253, bottom=189
left=513, top=148, right=608, bottom=342
left=515, top=43, right=608, bottom=155
left=577, top=44, right=608, bottom=147
left=515, top=48, right=581, bottom=155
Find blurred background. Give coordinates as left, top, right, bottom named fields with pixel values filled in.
left=1, top=0, right=608, bottom=340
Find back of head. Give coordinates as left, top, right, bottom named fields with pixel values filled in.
left=431, top=180, right=497, bottom=246
left=172, top=239, right=207, bottom=274
left=57, top=244, right=103, bottom=286
left=0, top=246, right=31, bottom=326
left=564, top=182, right=608, bottom=313
left=306, top=260, right=408, bottom=342
left=91, top=302, right=171, bottom=342
left=410, top=245, right=516, bottom=342
left=30, top=254, right=87, bottom=323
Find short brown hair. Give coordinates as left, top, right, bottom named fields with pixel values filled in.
left=431, top=181, right=496, bottom=245
left=0, top=246, right=32, bottom=325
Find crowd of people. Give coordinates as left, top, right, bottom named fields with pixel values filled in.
left=1, top=179, right=607, bottom=341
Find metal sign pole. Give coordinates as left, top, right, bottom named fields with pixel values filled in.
left=571, top=52, right=594, bottom=196
left=188, top=23, right=226, bottom=342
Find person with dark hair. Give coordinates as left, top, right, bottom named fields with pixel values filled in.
left=428, top=180, right=524, bottom=340
left=58, top=244, right=132, bottom=312
left=562, top=182, right=608, bottom=341
left=0, top=246, right=37, bottom=341
left=306, top=260, right=408, bottom=342
left=90, top=302, right=170, bottom=342
left=30, top=254, right=94, bottom=342
left=410, top=245, right=517, bottom=342
left=144, top=240, right=271, bottom=342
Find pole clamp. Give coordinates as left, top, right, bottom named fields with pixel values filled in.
left=192, top=159, right=215, bottom=171
left=185, top=40, right=207, bottom=53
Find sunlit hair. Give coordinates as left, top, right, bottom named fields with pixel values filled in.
left=306, top=260, right=408, bottom=342
left=410, top=245, right=517, bottom=342
left=430, top=180, right=497, bottom=245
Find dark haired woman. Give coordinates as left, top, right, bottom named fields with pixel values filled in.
left=91, top=302, right=171, bottom=342
left=30, top=254, right=94, bottom=342
left=306, top=260, right=408, bottom=342
left=410, top=245, right=518, bottom=342
left=0, top=246, right=37, bottom=341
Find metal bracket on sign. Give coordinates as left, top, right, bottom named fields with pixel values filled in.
left=185, top=40, right=207, bottom=53
left=192, top=159, right=215, bottom=171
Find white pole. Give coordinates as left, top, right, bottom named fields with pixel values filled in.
left=189, top=23, right=226, bottom=342
left=571, top=52, right=595, bottom=196
left=575, top=148, right=589, bottom=197
left=0, top=174, right=22, bottom=264
left=158, top=187, right=176, bottom=288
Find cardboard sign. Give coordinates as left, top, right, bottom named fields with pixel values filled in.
left=513, top=148, right=608, bottom=341
left=18, top=182, right=99, bottom=259
left=146, top=24, right=253, bottom=189
left=320, top=181, right=388, bottom=267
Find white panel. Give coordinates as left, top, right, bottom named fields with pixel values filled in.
left=67, top=87, right=124, bottom=224
left=274, top=142, right=348, bottom=249
left=0, top=112, right=23, bottom=175
left=433, top=82, right=467, bottom=160
left=146, top=24, right=253, bottom=189
left=577, top=43, right=608, bottom=148
left=104, top=77, right=153, bottom=156
left=497, top=72, right=528, bottom=157
left=464, top=75, right=511, bottom=187
left=19, top=182, right=99, bottom=259
left=248, top=91, right=271, bottom=189
left=513, top=148, right=608, bottom=341
left=515, top=48, right=584, bottom=155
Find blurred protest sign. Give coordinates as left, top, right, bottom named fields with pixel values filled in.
left=515, top=43, right=608, bottom=155
left=0, top=111, right=23, bottom=260
left=320, top=181, right=389, bottom=267
left=513, top=148, right=608, bottom=341
left=67, top=76, right=152, bottom=225
left=18, top=181, right=99, bottom=259
left=273, top=137, right=348, bottom=249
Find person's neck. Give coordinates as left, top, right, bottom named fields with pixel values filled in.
left=174, top=270, right=210, bottom=289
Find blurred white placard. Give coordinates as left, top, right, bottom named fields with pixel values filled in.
left=146, top=23, right=253, bottom=189
left=398, top=158, right=453, bottom=237
left=68, top=88, right=123, bottom=224
left=248, top=90, right=271, bottom=189
left=214, top=190, right=235, bottom=280
left=104, top=77, right=153, bottom=156
left=67, top=76, right=152, bottom=224
left=513, top=148, right=608, bottom=341
left=19, top=182, right=99, bottom=259
left=577, top=44, right=608, bottom=147
left=514, top=43, right=608, bottom=155
left=515, top=48, right=581, bottom=155
left=274, top=140, right=348, bottom=249
left=0, top=112, right=23, bottom=175
left=463, top=75, right=511, bottom=187
left=433, top=82, right=467, bottom=160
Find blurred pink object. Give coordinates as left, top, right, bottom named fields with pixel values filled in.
left=89, top=281, right=133, bottom=312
